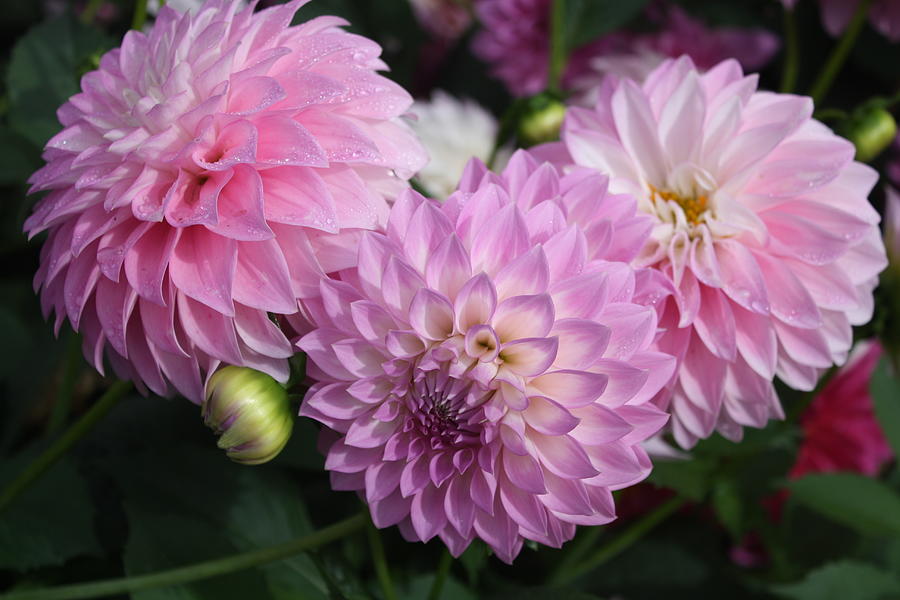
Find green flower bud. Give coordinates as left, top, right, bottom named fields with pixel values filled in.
left=202, top=366, right=293, bottom=465
left=517, top=94, right=567, bottom=147
left=841, top=107, right=897, bottom=163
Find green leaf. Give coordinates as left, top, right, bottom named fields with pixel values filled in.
left=646, top=458, right=714, bottom=501
left=0, top=455, right=101, bottom=570
left=788, top=473, right=900, bottom=538
left=870, top=358, right=900, bottom=459
left=772, top=561, right=900, bottom=600
left=711, top=478, right=743, bottom=539
left=6, top=16, right=113, bottom=147
left=563, top=0, right=650, bottom=50
left=0, top=127, right=40, bottom=186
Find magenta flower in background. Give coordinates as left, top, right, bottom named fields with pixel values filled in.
left=797, top=0, right=900, bottom=42
left=298, top=151, right=675, bottom=562
left=472, top=0, right=779, bottom=98
left=886, top=187, right=900, bottom=266
left=409, top=0, right=473, bottom=41
left=25, top=0, right=426, bottom=402
left=554, top=57, right=887, bottom=447
left=791, top=341, right=892, bottom=478
left=571, top=5, right=780, bottom=104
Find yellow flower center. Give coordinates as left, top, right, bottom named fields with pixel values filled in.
left=649, top=184, right=709, bottom=226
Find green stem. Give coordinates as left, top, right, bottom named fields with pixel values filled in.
left=0, top=380, right=131, bottom=513
left=547, top=0, right=567, bottom=94
left=131, top=0, right=149, bottom=31
left=46, top=335, right=82, bottom=438
left=427, top=550, right=453, bottom=600
left=79, top=0, right=106, bottom=24
left=809, top=0, right=873, bottom=104
left=779, top=8, right=799, bottom=93
left=366, top=517, right=397, bottom=600
left=549, top=496, right=686, bottom=586
left=0, top=513, right=366, bottom=600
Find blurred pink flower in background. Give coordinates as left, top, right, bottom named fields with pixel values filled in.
left=553, top=57, right=887, bottom=447
left=299, top=151, right=674, bottom=562
left=791, top=341, right=892, bottom=478
left=796, top=0, right=900, bottom=42
left=571, top=5, right=780, bottom=103
left=472, top=0, right=779, bottom=98
left=409, top=0, right=473, bottom=41
left=25, top=0, right=426, bottom=401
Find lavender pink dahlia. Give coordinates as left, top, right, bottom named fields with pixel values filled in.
left=25, top=0, right=426, bottom=401
left=298, top=151, right=674, bottom=562
left=554, top=57, right=887, bottom=447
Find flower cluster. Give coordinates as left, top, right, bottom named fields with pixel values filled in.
left=24, top=0, right=892, bottom=567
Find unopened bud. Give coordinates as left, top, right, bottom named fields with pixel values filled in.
left=202, top=366, right=293, bottom=465
left=517, top=94, right=567, bottom=147
left=841, top=107, right=897, bottom=163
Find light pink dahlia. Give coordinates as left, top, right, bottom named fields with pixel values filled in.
left=298, top=151, right=674, bottom=562
left=25, top=0, right=426, bottom=401
left=555, top=57, right=887, bottom=447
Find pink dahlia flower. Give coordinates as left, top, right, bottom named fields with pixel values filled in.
left=554, top=57, right=887, bottom=447
left=298, top=151, right=674, bottom=562
left=808, top=0, right=900, bottom=43
left=25, top=0, right=426, bottom=401
left=792, top=341, right=892, bottom=477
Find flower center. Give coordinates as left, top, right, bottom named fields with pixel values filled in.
left=648, top=184, right=708, bottom=226
left=404, top=369, right=489, bottom=450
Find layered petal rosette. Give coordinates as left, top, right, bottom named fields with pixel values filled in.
left=298, top=151, right=674, bottom=562
left=25, top=0, right=426, bottom=401
left=555, top=57, right=887, bottom=447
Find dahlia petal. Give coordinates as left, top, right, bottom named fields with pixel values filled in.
left=176, top=293, right=243, bottom=365
left=255, top=115, right=328, bottom=167
left=529, top=371, right=609, bottom=408
left=522, top=396, right=579, bottom=436
left=753, top=251, right=822, bottom=328
left=598, top=303, right=656, bottom=361
left=493, top=246, right=551, bottom=300
left=469, top=203, right=531, bottom=277
left=408, top=288, right=455, bottom=341
left=693, top=286, right=737, bottom=361
left=528, top=430, right=598, bottom=479
left=714, top=238, right=770, bottom=314
left=550, top=319, right=611, bottom=370
left=492, top=294, right=555, bottom=342
left=590, top=359, right=649, bottom=408
left=303, top=382, right=371, bottom=421
left=499, top=475, right=549, bottom=535
left=426, top=234, right=473, bottom=302
left=568, top=404, right=633, bottom=445
left=169, top=226, right=237, bottom=315
left=370, top=489, right=412, bottom=528
left=232, top=239, right=296, bottom=314
left=332, top=339, right=388, bottom=378
left=207, top=165, right=274, bottom=241
left=454, top=273, right=498, bottom=332
left=444, top=476, right=477, bottom=536
left=350, top=300, right=397, bottom=342
left=611, top=79, right=667, bottom=185
left=124, top=224, right=179, bottom=305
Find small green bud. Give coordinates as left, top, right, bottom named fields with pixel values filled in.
left=517, top=94, right=567, bottom=147
left=841, top=106, right=897, bottom=163
left=202, top=366, right=293, bottom=465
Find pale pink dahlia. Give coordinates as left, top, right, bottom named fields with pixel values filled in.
left=556, top=57, right=887, bottom=447
left=25, top=0, right=426, bottom=401
left=298, top=151, right=674, bottom=562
